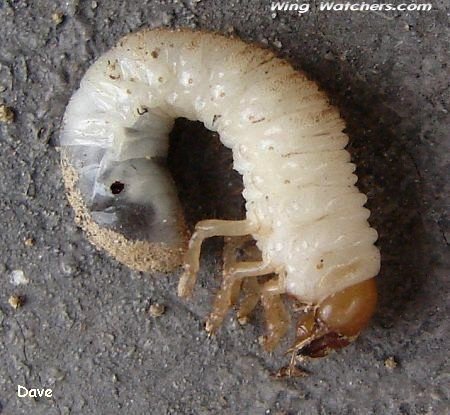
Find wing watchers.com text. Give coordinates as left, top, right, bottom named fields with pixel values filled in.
left=270, top=1, right=432, bottom=14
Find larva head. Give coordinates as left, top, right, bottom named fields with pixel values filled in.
left=293, top=278, right=377, bottom=358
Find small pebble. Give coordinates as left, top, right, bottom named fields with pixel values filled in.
left=384, top=356, right=398, bottom=369
left=148, top=303, right=166, bottom=317
left=8, top=295, right=24, bottom=310
left=10, top=270, right=29, bottom=286
left=273, top=40, right=282, bottom=49
left=24, top=237, right=35, bottom=247
left=52, top=12, right=64, bottom=25
left=0, top=104, right=14, bottom=123
left=237, top=316, right=249, bottom=325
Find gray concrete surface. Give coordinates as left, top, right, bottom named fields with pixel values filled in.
left=0, top=0, right=449, bottom=414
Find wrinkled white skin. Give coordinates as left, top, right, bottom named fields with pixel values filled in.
left=61, top=29, right=380, bottom=303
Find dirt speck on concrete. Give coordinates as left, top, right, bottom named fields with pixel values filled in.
left=8, top=295, right=24, bottom=310
left=384, top=356, right=399, bottom=370
left=148, top=303, right=166, bottom=317
left=0, top=104, right=14, bottom=123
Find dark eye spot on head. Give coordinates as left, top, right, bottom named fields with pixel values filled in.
left=110, top=181, right=125, bottom=195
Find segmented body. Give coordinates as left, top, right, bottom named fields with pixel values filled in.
left=60, top=28, right=380, bottom=307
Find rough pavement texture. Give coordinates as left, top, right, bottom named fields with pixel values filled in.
left=0, top=1, right=449, bottom=414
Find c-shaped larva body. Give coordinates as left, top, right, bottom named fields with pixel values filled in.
left=60, top=28, right=380, bottom=376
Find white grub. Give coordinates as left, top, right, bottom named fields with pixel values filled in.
left=60, top=30, right=381, bottom=363
left=60, top=28, right=380, bottom=304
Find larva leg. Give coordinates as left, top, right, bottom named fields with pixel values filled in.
left=205, top=261, right=275, bottom=334
left=178, top=219, right=256, bottom=297
left=222, top=236, right=249, bottom=307
left=222, top=235, right=262, bottom=308
left=232, top=239, right=264, bottom=323
left=222, top=236, right=264, bottom=326
left=260, top=276, right=291, bottom=352
left=236, top=278, right=261, bottom=324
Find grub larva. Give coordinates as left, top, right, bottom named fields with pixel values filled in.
left=60, top=28, right=380, bottom=376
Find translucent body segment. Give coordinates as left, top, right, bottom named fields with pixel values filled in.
left=247, top=188, right=368, bottom=227
left=285, top=244, right=380, bottom=303
left=240, top=151, right=357, bottom=190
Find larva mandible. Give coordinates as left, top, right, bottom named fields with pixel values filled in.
left=60, top=28, right=380, bottom=376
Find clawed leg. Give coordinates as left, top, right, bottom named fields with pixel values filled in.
left=260, top=275, right=290, bottom=352
left=178, top=218, right=293, bottom=361
left=178, top=219, right=257, bottom=297
left=222, top=235, right=263, bottom=316
left=205, top=261, right=275, bottom=334
left=236, top=278, right=261, bottom=324
left=222, top=236, right=252, bottom=307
